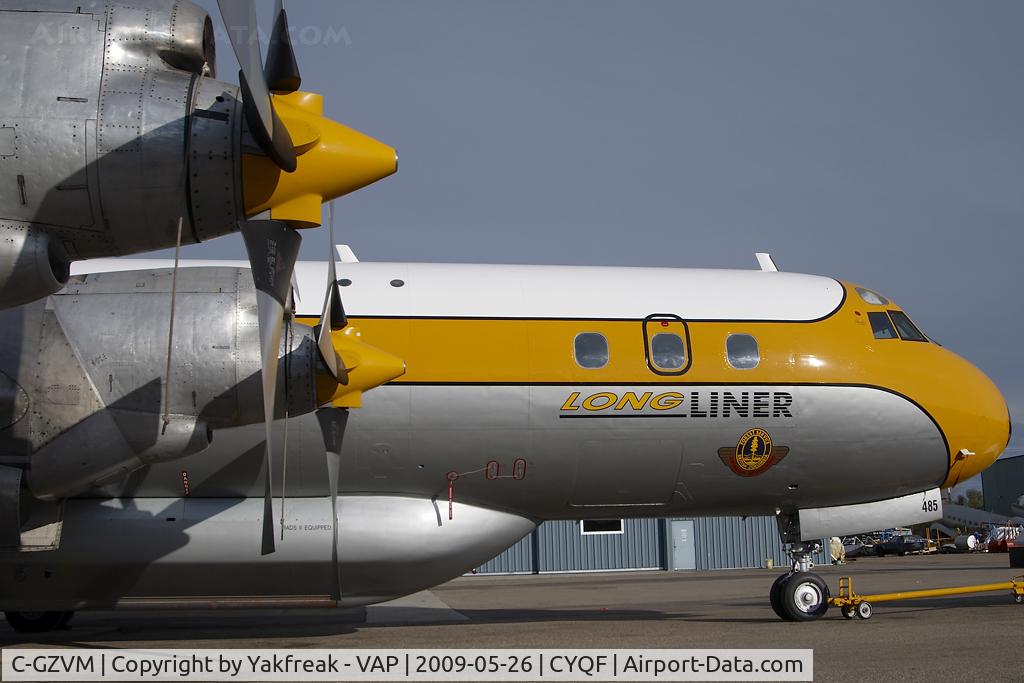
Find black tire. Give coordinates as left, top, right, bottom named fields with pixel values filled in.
left=842, top=605, right=857, bottom=620
left=856, top=601, right=873, bottom=620
left=4, top=611, right=73, bottom=633
left=875, top=547, right=885, bottom=557
left=770, top=573, right=794, bottom=621
left=781, top=573, right=830, bottom=621
left=1014, top=594, right=1023, bottom=604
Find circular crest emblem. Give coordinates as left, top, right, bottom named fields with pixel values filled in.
left=736, top=428, right=772, bottom=472
left=718, top=429, right=789, bottom=477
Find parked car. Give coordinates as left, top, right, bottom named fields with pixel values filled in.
left=842, top=536, right=871, bottom=558
left=874, top=535, right=926, bottom=556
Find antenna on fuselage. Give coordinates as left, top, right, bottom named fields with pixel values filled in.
left=755, top=253, right=779, bottom=272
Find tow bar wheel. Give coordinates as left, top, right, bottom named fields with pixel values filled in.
left=856, top=601, right=873, bottom=620
left=842, top=605, right=857, bottom=620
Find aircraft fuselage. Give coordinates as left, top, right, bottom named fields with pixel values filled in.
left=0, top=260, right=1010, bottom=610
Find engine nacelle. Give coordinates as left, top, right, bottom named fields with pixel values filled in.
left=0, top=267, right=320, bottom=499
left=0, top=0, right=240, bottom=273
left=794, top=488, right=943, bottom=541
left=0, top=224, right=69, bottom=309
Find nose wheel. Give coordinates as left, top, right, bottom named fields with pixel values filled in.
left=770, top=572, right=830, bottom=621
left=769, top=572, right=793, bottom=620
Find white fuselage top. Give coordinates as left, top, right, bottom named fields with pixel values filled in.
left=72, top=258, right=844, bottom=321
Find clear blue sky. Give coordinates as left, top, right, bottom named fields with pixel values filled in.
left=178, top=0, right=1023, bottom=456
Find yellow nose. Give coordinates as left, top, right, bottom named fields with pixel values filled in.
left=938, top=352, right=1011, bottom=487
left=242, top=91, right=397, bottom=227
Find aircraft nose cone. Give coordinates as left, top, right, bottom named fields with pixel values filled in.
left=941, top=359, right=1011, bottom=487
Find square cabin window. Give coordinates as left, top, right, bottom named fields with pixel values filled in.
left=581, top=519, right=624, bottom=535
left=726, top=334, right=760, bottom=369
left=574, top=332, right=608, bottom=369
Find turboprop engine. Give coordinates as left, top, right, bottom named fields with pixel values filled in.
left=1, top=0, right=400, bottom=553
left=0, top=266, right=403, bottom=504
left=0, top=0, right=396, bottom=301
left=0, top=267, right=314, bottom=499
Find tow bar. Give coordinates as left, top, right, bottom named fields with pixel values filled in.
left=828, top=575, right=1024, bottom=619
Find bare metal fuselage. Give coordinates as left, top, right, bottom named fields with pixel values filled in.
left=2, top=381, right=948, bottom=609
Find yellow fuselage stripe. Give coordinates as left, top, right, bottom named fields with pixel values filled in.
left=299, top=280, right=1009, bottom=488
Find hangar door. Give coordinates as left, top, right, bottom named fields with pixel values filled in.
left=670, top=520, right=697, bottom=570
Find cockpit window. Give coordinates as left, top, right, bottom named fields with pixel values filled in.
left=574, top=333, right=609, bottom=369
left=867, top=312, right=897, bottom=339
left=856, top=287, right=889, bottom=306
left=889, top=310, right=928, bottom=342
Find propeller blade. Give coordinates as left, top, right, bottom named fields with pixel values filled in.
left=217, top=0, right=297, bottom=171
left=327, top=203, right=347, bottom=331
left=264, top=0, right=302, bottom=93
left=317, top=203, right=349, bottom=385
left=316, top=407, right=348, bottom=602
left=242, top=220, right=302, bottom=555
left=284, top=270, right=299, bottom=319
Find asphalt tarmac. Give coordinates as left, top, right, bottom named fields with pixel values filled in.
left=1, top=553, right=1020, bottom=681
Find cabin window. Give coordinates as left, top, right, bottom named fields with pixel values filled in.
left=855, top=287, right=889, bottom=306
left=580, top=519, right=624, bottom=535
left=726, top=334, right=760, bottom=369
left=650, top=333, right=686, bottom=370
left=867, top=311, right=897, bottom=339
left=889, top=310, right=928, bottom=342
left=574, top=332, right=609, bottom=369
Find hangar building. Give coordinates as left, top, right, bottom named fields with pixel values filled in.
left=475, top=516, right=826, bottom=574
left=981, top=453, right=1024, bottom=517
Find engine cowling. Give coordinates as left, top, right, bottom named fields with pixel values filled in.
left=0, top=267, right=321, bottom=499
left=0, top=224, right=69, bottom=309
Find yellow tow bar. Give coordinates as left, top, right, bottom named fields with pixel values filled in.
left=828, top=575, right=1024, bottom=620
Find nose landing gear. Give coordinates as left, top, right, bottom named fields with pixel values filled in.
left=769, top=542, right=829, bottom=621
